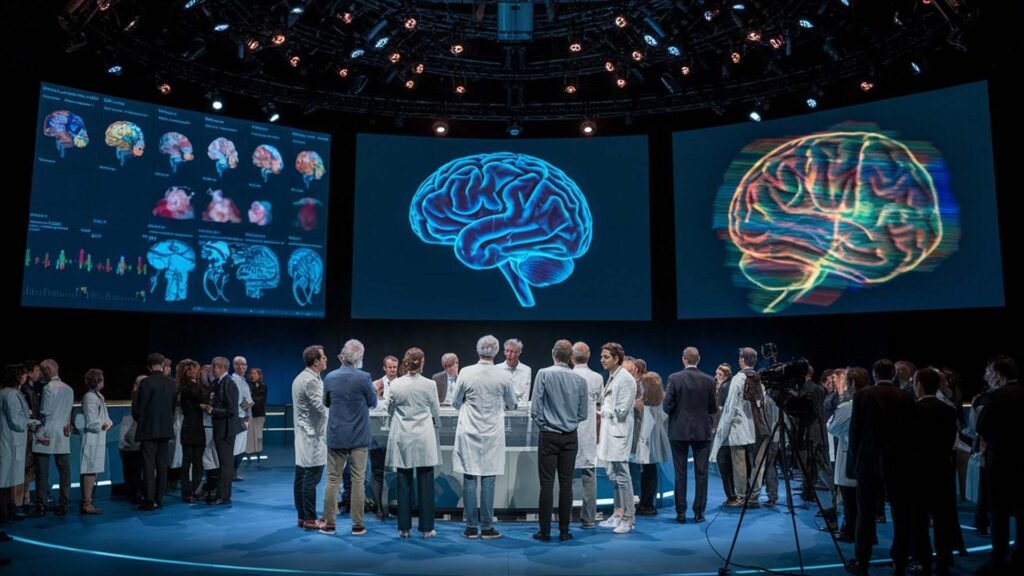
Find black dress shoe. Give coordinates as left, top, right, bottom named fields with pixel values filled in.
left=559, top=532, right=574, bottom=542
left=693, top=515, right=706, bottom=523
left=213, top=498, right=232, bottom=505
left=532, top=531, right=551, bottom=542
left=675, top=514, right=687, bottom=523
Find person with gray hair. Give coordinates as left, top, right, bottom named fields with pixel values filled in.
left=500, top=338, right=532, bottom=403
left=431, top=353, right=459, bottom=406
left=530, top=340, right=588, bottom=542
left=32, top=359, right=74, bottom=516
left=451, top=334, right=518, bottom=539
left=321, top=339, right=376, bottom=536
left=571, top=342, right=604, bottom=528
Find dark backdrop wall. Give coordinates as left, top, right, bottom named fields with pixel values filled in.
left=4, top=27, right=1017, bottom=405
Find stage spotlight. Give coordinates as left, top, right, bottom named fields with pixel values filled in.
left=404, top=17, right=417, bottom=30
left=337, top=67, right=349, bottom=78
left=246, top=37, right=261, bottom=52
left=405, top=79, right=415, bottom=89
left=731, top=52, right=742, bottom=64
left=455, top=84, right=466, bottom=94
left=704, top=10, right=719, bottom=21
left=806, top=97, right=818, bottom=109
left=680, top=65, right=691, bottom=76
left=183, top=0, right=202, bottom=9
left=350, top=48, right=365, bottom=59
left=911, top=61, right=922, bottom=75
left=604, top=61, right=616, bottom=72
left=271, top=33, right=287, bottom=46
left=798, top=19, right=814, bottom=29
left=208, top=92, right=224, bottom=110
left=340, top=12, right=353, bottom=24
left=564, top=84, right=577, bottom=94
left=265, top=103, right=280, bottom=123
left=213, top=23, right=230, bottom=32
left=432, top=118, right=449, bottom=136
left=579, top=119, right=597, bottom=136
left=106, top=64, right=123, bottom=75
left=667, top=45, right=681, bottom=57
left=289, top=55, right=301, bottom=67
left=388, top=52, right=401, bottom=63
left=413, top=63, right=424, bottom=74
left=749, top=110, right=762, bottom=122
left=506, top=122, right=523, bottom=137
left=614, top=15, right=628, bottom=28
left=450, top=42, right=464, bottom=55
left=643, top=34, right=658, bottom=47
left=157, top=82, right=172, bottom=95
left=631, top=50, right=643, bottom=61
left=860, top=80, right=875, bottom=92
left=747, top=30, right=761, bottom=42
left=616, top=77, right=627, bottom=88
left=569, top=41, right=582, bottom=53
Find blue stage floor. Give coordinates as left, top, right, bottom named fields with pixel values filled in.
left=1, top=445, right=1010, bottom=575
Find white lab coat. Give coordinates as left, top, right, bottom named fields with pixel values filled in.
left=501, top=361, right=533, bottom=404
left=598, top=367, right=636, bottom=464
left=827, top=400, right=856, bottom=487
left=292, top=368, right=327, bottom=468
left=711, top=371, right=756, bottom=460
left=232, top=374, right=252, bottom=456
left=80, top=390, right=112, bottom=474
left=385, top=374, right=442, bottom=469
left=450, top=362, right=518, bottom=476
left=573, top=365, right=604, bottom=469
left=0, top=387, right=30, bottom=488
left=33, top=378, right=74, bottom=455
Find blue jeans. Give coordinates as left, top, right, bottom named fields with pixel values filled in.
left=463, top=474, right=496, bottom=530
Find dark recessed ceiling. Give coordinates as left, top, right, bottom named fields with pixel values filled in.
left=45, top=0, right=1003, bottom=127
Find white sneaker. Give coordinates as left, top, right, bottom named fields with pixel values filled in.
left=613, top=522, right=634, bottom=534
left=599, top=516, right=621, bottom=528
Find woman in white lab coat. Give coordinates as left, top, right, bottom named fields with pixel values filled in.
left=79, top=369, right=112, bottom=514
left=1, top=365, right=32, bottom=524
left=597, top=342, right=637, bottom=534
left=385, top=347, right=442, bottom=538
left=828, top=367, right=865, bottom=543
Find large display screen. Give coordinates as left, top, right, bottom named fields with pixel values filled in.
left=674, top=81, right=1004, bottom=318
left=353, top=134, right=651, bottom=320
left=22, top=83, right=330, bottom=317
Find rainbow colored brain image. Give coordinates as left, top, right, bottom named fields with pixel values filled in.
left=248, top=201, right=272, bottom=226
left=410, top=152, right=592, bottom=308
left=42, top=110, right=88, bottom=158
left=104, top=121, right=145, bottom=166
left=252, top=144, right=284, bottom=182
left=295, top=151, right=326, bottom=188
left=718, top=129, right=959, bottom=314
left=207, top=137, right=239, bottom=177
left=159, top=132, right=194, bottom=173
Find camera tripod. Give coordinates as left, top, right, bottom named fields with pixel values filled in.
left=718, top=408, right=848, bottom=575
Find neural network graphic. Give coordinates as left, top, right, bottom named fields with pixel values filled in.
left=409, top=152, right=592, bottom=307
left=42, top=110, right=88, bottom=158
left=714, top=126, right=960, bottom=314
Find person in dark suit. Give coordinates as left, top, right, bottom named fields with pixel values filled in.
left=206, top=356, right=242, bottom=504
left=132, top=353, right=177, bottom=510
left=976, top=355, right=1022, bottom=575
left=431, top=353, right=459, bottom=405
left=663, top=346, right=718, bottom=523
left=849, top=359, right=916, bottom=576
left=909, top=368, right=960, bottom=576
left=176, top=360, right=207, bottom=503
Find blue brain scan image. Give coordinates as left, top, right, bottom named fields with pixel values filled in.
left=232, top=245, right=280, bottom=299
left=147, top=239, right=196, bottom=302
left=288, top=248, right=323, bottom=307
left=409, top=152, right=592, bottom=307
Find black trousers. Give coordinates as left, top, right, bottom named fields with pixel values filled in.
left=34, top=452, right=71, bottom=508
left=856, top=473, right=911, bottom=569
left=120, top=449, right=144, bottom=501
left=370, top=447, right=386, bottom=512
left=717, top=445, right=735, bottom=501
left=989, top=466, right=1024, bottom=568
left=839, top=485, right=859, bottom=539
left=911, top=470, right=958, bottom=569
left=639, top=463, right=659, bottom=509
left=671, top=440, right=710, bottom=516
left=537, top=429, right=579, bottom=536
left=181, top=444, right=205, bottom=498
left=140, top=439, right=171, bottom=505
left=397, top=467, right=434, bottom=533
left=293, top=465, right=324, bottom=521
left=214, top=434, right=234, bottom=500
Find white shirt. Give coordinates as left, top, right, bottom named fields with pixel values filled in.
left=573, top=364, right=604, bottom=469
left=501, top=360, right=533, bottom=403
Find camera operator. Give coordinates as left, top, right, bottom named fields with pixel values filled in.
left=789, top=363, right=834, bottom=504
